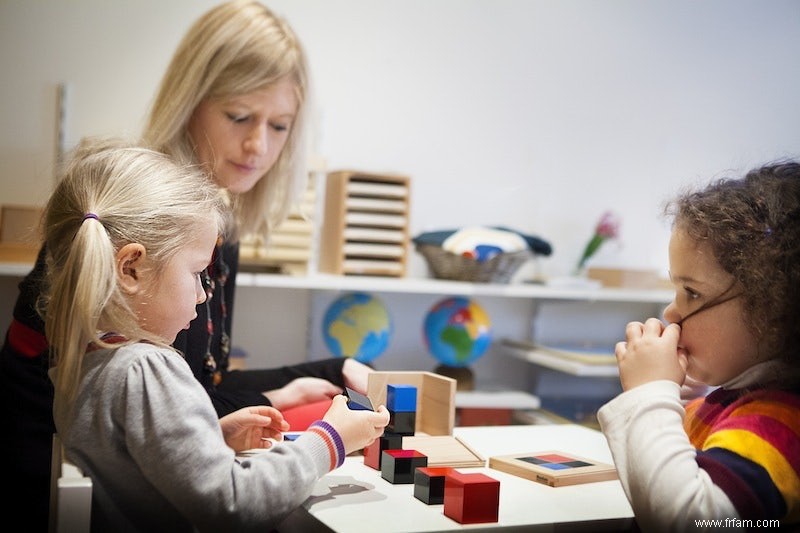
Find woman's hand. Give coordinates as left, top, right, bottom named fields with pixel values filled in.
left=220, top=406, right=290, bottom=452
left=263, top=377, right=343, bottom=411
left=342, top=357, right=373, bottom=393
left=616, top=318, right=686, bottom=391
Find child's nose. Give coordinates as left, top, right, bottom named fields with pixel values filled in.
left=662, top=301, right=680, bottom=324
left=196, top=274, right=208, bottom=304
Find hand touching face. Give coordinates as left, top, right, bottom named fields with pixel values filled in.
left=615, top=318, right=684, bottom=391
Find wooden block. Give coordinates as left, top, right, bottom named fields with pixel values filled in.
left=380, top=449, right=427, bottom=484
left=366, top=371, right=455, bottom=436
left=443, top=471, right=500, bottom=524
left=489, top=450, right=618, bottom=487
left=387, top=384, right=417, bottom=412
left=414, top=466, right=453, bottom=504
left=388, top=411, right=416, bottom=436
left=363, top=432, right=403, bottom=470
left=345, top=387, right=373, bottom=411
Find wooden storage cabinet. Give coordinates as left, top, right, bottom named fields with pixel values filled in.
left=319, top=171, right=411, bottom=277
left=0, top=204, right=43, bottom=264
left=239, top=174, right=317, bottom=275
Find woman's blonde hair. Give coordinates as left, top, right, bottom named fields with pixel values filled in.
left=142, top=0, right=311, bottom=240
left=44, top=137, right=226, bottom=406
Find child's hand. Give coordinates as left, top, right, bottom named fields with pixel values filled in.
left=220, top=406, right=290, bottom=452
left=616, top=318, right=686, bottom=391
left=322, top=395, right=390, bottom=455
left=263, top=377, right=343, bottom=411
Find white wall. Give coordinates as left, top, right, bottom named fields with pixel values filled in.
left=2, top=0, right=798, bottom=279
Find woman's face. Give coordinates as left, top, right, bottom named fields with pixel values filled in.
left=188, top=77, right=298, bottom=194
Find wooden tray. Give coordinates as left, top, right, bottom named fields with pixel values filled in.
left=402, top=435, right=485, bottom=468
left=489, top=450, right=617, bottom=487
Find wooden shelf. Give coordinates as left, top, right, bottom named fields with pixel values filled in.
left=1, top=264, right=672, bottom=305
left=234, top=272, right=673, bottom=303
left=0, top=261, right=36, bottom=276
left=500, top=340, right=619, bottom=377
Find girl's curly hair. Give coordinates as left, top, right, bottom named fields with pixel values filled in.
left=666, top=161, right=800, bottom=365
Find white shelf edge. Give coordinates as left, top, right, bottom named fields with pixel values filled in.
left=0, top=262, right=34, bottom=276
left=455, top=390, right=541, bottom=410
left=501, top=342, right=620, bottom=377
left=235, top=272, right=673, bottom=303
left=1, top=264, right=672, bottom=304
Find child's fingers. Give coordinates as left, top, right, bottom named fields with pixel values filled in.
left=625, top=321, right=644, bottom=341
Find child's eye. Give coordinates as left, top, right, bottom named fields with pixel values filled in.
left=270, top=122, right=289, bottom=133
left=684, top=286, right=701, bottom=300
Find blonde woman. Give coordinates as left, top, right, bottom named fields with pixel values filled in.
left=1, top=1, right=370, bottom=526
left=142, top=0, right=372, bottom=416
left=46, top=137, right=388, bottom=531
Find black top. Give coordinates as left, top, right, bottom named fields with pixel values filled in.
left=172, top=238, right=347, bottom=416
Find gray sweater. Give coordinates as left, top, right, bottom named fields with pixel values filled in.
left=53, top=343, right=342, bottom=532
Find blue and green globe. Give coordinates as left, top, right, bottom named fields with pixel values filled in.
left=322, top=292, right=392, bottom=363
left=423, top=296, right=492, bottom=367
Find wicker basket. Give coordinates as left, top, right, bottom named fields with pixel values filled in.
left=416, top=243, right=530, bottom=283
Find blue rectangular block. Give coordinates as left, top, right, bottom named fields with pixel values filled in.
left=387, top=384, right=417, bottom=412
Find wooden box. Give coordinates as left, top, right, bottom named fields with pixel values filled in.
left=366, top=371, right=455, bottom=436
left=319, top=171, right=411, bottom=277
left=239, top=174, right=318, bottom=275
left=489, top=450, right=617, bottom=487
left=586, top=267, right=670, bottom=290
left=0, top=204, right=43, bottom=264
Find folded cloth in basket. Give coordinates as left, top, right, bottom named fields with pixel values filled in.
left=413, top=226, right=552, bottom=257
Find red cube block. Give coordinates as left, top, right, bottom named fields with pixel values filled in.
left=443, top=471, right=500, bottom=524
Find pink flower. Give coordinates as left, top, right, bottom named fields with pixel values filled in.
left=575, top=211, right=621, bottom=274
left=595, top=211, right=621, bottom=239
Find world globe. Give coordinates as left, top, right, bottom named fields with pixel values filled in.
left=322, top=292, right=392, bottom=363
left=423, top=296, right=492, bottom=368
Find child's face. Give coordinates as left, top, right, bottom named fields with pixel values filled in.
left=662, top=228, right=765, bottom=386
left=187, top=77, right=298, bottom=194
left=132, top=221, right=219, bottom=344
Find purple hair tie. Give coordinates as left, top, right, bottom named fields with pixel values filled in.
left=83, top=212, right=99, bottom=222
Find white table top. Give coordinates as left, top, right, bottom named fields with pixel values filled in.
left=278, top=424, right=634, bottom=532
